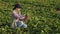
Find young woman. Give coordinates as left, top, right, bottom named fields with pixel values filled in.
left=11, top=4, right=29, bottom=28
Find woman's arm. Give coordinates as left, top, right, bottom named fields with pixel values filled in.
left=13, top=11, right=20, bottom=19
left=13, top=11, right=29, bottom=21
left=13, top=11, right=25, bottom=20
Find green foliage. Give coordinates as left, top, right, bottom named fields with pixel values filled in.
left=0, top=0, right=60, bottom=34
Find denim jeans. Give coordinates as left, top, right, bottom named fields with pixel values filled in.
left=16, top=21, right=27, bottom=28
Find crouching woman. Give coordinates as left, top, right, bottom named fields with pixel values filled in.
left=11, top=4, right=29, bottom=28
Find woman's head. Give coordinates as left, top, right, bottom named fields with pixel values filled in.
left=13, top=4, right=22, bottom=11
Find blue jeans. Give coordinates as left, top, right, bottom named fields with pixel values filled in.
left=16, top=21, right=27, bottom=28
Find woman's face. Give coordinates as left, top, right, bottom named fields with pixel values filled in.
left=16, top=8, right=21, bottom=12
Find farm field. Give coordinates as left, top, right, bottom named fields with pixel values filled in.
left=0, top=0, right=60, bottom=34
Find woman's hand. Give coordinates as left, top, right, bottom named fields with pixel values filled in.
left=19, top=14, right=30, bottom=22
left=23, top=15, right=30, bottom=22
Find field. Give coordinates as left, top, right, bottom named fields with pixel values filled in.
left=0, top=0, right=60, bottom=34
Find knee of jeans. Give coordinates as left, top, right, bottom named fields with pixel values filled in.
left=23, top=24, right=27, bottom=28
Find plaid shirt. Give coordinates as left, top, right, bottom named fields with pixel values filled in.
left=12, top=10, right=25, bottom=22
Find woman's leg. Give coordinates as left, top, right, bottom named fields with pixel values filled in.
left=21, top=24, right=27, bottom=28
left=16, top=21, right=23, bottom=27
left=16, top=21, right=27, bottom=28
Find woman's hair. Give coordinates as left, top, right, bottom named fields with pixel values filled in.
left=13, top=4, right=22, bottom=10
